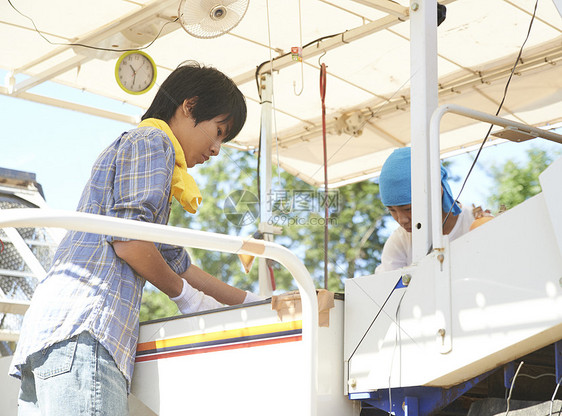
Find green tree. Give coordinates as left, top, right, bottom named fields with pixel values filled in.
left=268, top=170, right=388, bottom=291
left=140, top=147, right=259, bottom=321
left=140, top=144, right=561, bottom=320
left=140, top=147, right=390, bottom=320
left=487, top=148, right=560, bottom=210
left=167, top=147, right=388, bottom=293
left=168, top=147, right=261, bottom=291
left=140, top=289, right=178, bottom=321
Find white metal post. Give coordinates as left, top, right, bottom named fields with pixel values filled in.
left=427, top=103, right=562, bottom=353
left=429, top=103, right=562, bottom=251
left=409, top=0, right=438, bottom=262
left=258, top=72, right=274, bottom=296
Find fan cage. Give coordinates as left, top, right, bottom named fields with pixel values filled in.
left=178, top=0, right=250, bottom=39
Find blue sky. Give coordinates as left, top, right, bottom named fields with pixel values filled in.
left=446, top=138, right=561, bottom=207
left=1, top=75, right=560, bottom=214
left=0, top=92, right=133, bottom=210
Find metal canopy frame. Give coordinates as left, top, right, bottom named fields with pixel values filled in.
left=1, top=0, right=561, bottom=187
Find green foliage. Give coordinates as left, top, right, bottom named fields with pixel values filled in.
left=487, top=148, right=559, bottom=211
left=169, top=148, right=261, bottom=291
left=140, top=288, right=178, bottom=322
left=168, top=147, right=389, bottom=294
left=269, top=169, right=387, bottom=291
left=140, top=144, right=560, bottom=322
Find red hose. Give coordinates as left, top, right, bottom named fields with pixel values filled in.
left=268, top=263, right=276, bottom=291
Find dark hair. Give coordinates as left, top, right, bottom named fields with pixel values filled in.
left=142, top=61, right=247, bottom=142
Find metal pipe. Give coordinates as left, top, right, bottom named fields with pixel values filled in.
left=320, top=63, right=329, bottom=290
left=0, top=208, right=319, bottom=415
left=429, top=103, right=562, bottom=250
left=258, top=72, right=275, bottom=297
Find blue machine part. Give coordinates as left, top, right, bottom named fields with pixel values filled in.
left=349, top=372, right=493, bottom=416
left=504, top=361, right=516, bottom=390
left=554, top=340, right=562, bottom=383
left=347, top=275, right=492, bottom=415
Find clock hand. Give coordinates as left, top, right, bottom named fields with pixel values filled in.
left=130, top=65, right=137, bottom=87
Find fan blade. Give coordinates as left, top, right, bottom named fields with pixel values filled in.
left=179, top=0, right=247, bottom=38
left=197, top=9, right=241, bottom=33
left=201, top=0, right=220, bottom=13
left=179, top=0, right=212, bottom=26
left=199, top=18, right=221, bottom=35
left=220, top=0, right=243, bottom=6
left=219, top=10, right=241, bottom=29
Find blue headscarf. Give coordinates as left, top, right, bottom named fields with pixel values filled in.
left=379, top=147, right=461, bottom=215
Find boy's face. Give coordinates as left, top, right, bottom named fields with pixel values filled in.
left=387, top=204, right=412, bottom=233
left=170, top=101, right=232, bottom=168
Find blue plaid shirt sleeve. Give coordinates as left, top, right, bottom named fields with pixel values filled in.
left=160, top=244, right=191, bottom=275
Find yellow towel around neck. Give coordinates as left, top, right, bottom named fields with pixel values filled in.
left=138, top=118, right=202, bottom=213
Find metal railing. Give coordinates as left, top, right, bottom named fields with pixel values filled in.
left=429, top=104, right=562, bottom=252
left=0, top=208, right=320, bottom=415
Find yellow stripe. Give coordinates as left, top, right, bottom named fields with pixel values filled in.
left=137, top=320, right=302, bottom=352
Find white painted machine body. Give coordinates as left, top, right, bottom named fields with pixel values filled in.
left=345, top=157, right=562, bottom=393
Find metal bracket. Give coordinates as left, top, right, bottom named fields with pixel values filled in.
left=504, top=361, right=515, bottom=390
left=353, top=370, right=493, bottom=416
left=434, top=238, right=452, bottom=354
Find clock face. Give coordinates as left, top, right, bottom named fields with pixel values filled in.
left=116, top=52, right=157, bottom=94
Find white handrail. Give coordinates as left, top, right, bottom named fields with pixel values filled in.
left=0, top=208, right=319, bottom=415
left=429, top=104, right=562, bottom=251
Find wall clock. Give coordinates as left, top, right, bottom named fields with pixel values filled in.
left=115, top=51, right=157, bottom=95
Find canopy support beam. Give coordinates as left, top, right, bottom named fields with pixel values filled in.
left=410, top=0, right=438, bottom=262
left=0, top=86, right=138, bottom=124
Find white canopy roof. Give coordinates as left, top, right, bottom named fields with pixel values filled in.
left=1, top=0, right=561, bottom=187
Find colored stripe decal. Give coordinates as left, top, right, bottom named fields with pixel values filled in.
left=136, top=320, right=303, bottom=362
left=137, top=329, right=301, bottom=356
left=136, top=335, right=302, bottom=362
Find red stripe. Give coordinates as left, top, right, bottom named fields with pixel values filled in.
left=136, top=335, right=302, bottom=363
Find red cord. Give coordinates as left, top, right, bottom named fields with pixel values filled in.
left=268, top=264, right=276, bottom=291
left=320, top=63, right=327, bottom=101
left=0, top=238, right=4, bottom=254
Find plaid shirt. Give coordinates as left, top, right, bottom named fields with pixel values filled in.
left=10, top=126, right=191, bottom=386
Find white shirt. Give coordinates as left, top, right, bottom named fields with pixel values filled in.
left=375, top=206, right=474, bottom=273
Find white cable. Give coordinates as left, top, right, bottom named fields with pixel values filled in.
left=518, top=373, right=556, bottom=380
left=505, top=361, right=524, bottom=416
left=550, top=377, right=562, bottom=416
left=387, top=291, right=406, bottom=415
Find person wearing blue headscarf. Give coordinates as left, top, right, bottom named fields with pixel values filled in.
left=375, top=147, right=474, bottom=273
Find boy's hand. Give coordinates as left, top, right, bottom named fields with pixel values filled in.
left=170, top=278, right=223, bottom=314
left=243, top=291, right=267, bottom=304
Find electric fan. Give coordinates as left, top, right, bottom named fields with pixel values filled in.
left=178, top=0, right=250, bottom=39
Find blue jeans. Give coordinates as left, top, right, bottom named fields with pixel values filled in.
left=18, top=331, right=128, bottom=415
